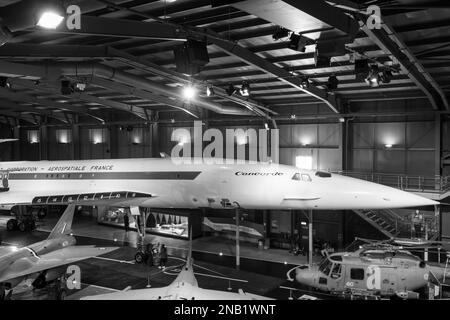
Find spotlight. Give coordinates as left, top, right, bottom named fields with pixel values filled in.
left=272, top=27, right=290, bottom=41
left=385, top=144, right=393, bottom=149
left=206, top=85, right=215, bottom=97
left=290, top=114, right=296, bottom=119
left=240, top=81, right=250, bottom=96
left=339, top=117, right=346, bottom=123
left=60, top=80, right=74, bottom=95
left=365, top=66, right=380, bottom=88
left=182, top=85, right=197, bottom=100
left=380, top=70, right=393, bottom=84
left=226, top=84, right=237, bottom=96
left=37, top=11, right=65, bottom=29
left=75, top=83, right=86, bottom=92
left=327, top=75, right=339, bottom=90
left=300, top=76, right=309, bottom=89
left=289, top=33, right=308, bottom=53
left=264, top=123, right=269, bottom=130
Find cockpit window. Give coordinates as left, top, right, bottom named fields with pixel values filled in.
left=330, top=255, right=342, bottom=262
left=292, top=173, right=301, bottom=181
left=301, top=174, right=312, bottom=182
left=318, top=258, right=332, bottom=276
left=330, top=263, right=342, bottom=279
left=315, top=171, right=332, bottom=178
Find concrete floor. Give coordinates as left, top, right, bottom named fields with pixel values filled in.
left=36, top=213, right=320, bottom=267
left=0, top=213, right=324, bottom=300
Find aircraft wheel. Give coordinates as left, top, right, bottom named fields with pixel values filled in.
left=18, top=222, right=26, bottom=232
left=28, top=220, right=36, bottom=231
left=135, top=252, right=145, bottom=264
left=6, top=219, right=17, bottom=231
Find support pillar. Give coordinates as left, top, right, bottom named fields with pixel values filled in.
left=151, top=115, right=161, bottom=158
left=435, top=113, right=442, bottom=190
left=72, top=124, right=80, bottom=160
left=12, top=125, right=20, bottom=161
left=235, top=208, right=240, bottom=270
left=342, top=118, right=353, bottom=172
left=308, top=210, right=313, bottom=267
left=109, top=125, right=119, bottom=159
left=39, top=125, right=48, bottom=160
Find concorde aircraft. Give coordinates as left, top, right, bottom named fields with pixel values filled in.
left=0, top=158, right=438, bottom=211
left=0, top=204, right=118, bottom=295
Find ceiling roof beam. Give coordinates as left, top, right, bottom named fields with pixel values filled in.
left=0, top=99, right=67, bottom=123
left=51, top=15, right=190, bottom=41
left=360, top=22, right=449, bottom=111
left=207, top=35, right=340, bottom=113
left=89, top=77, right=201, bottom=119
left=9, top=77, right=149, bottom=121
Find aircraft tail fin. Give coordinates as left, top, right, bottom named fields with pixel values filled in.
left=172, top=226, right=198, bottom=287
left=47, top=204, right=75, bottom=239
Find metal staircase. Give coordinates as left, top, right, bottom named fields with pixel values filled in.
left=353, top=209, right=401, bottom=238
left=353, top=208, right=440, bottom=240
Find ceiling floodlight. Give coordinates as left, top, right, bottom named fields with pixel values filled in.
left=182, top=85, right=197, bottom=100
left=240, top=81, right=250, bottom=96
left=37, top=11, right=64, bottom=29
left=206, top=85, right=215, bottom=97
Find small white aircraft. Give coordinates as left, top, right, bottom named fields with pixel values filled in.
left=0, top=139, right=18, bottom=144
left=0, top=158, right=438, bottom=210
left=81, top=243, right=272, bottom=300
left=0, top=204, right=118, bottom=294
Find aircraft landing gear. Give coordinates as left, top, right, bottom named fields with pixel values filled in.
left=131, top=206, right=148, bottom=264
left=7, top=205, right=39, bottom=232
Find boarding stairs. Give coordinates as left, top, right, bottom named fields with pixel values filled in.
left=353, top=208, right=440, bottom=240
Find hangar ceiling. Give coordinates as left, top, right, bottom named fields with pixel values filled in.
left=0, top=0, right=448, bottom=125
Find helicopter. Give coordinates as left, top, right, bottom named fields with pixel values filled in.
left=287, top=238, right=450, bottom=299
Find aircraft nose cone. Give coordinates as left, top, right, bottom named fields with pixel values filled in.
left=380, top=187, right=439, bottom=208
left=337, top=175, right=439, bottom=209
left=295, top=266, right=316, bottom=287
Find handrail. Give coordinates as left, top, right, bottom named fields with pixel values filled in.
left=334, top=171, right=450, bottom=194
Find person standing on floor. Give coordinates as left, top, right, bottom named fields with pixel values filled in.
left=123, top=213, right=130, bottom=233
left=145, top=242, right=154, bottom=266
left=159, top=244, right=168, bottom=270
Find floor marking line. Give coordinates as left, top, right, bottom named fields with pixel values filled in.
left=81, top=283, right=120, bottom=292
left=193, top=272, right=248, bottom=283
left=91, top=256, right=135, bottom=265
left=279, top=286, right=302, bottom=291
left=36, top=227, right=304, bottom=266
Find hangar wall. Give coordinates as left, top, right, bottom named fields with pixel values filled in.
left=0, top=99, right=446, bottom=249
